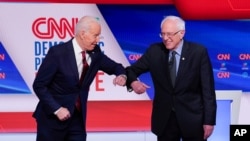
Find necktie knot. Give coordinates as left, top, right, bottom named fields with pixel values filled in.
left=81, top=51, right=88, bottom=68
left=81, top=51, right=86, bottom=61
left=172, top=51, right=177, bottom=56
left=169, top=51, right=177, bottom=65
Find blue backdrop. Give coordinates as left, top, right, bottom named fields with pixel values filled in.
left=98, top=4, right=250, bottom=99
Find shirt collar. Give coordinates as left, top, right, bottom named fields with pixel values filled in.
left=72, top=38, right=83, bottom=54
left=172, top=40, right=183, bottom=55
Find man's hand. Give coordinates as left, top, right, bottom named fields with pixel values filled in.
left=55, top=107, right=71, bottom=121
left=131, top=80, right=150, bottom=94
left=203, top=125, right=214, bottom=139
left=113, top=75, right=127, bottom=86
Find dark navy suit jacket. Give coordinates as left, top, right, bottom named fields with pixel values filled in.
left=33, top=38, right=125, bottom=129
left=126, top=41, right=217, bottom=137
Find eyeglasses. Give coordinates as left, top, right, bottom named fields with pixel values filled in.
left=159, top=30, right=181, bottom=38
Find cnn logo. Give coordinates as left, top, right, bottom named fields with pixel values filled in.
left=32, top=17, right=78, bottom=39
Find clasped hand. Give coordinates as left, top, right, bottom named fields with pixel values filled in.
left=131, top=80, right=150, bottom=94
left=113, top=75, right=127, bottom=86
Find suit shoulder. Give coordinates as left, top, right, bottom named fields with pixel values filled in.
left=46, top=40, right=73, bottom=56
left=149, top=42, right=164, bottom=47
left=184, top=41, right=208, bottom=53
left=147, top=42, right=165, bottom=50
left=51, top=39, right=72, bottom=49
left=183, top=41, right=211, bottom=61
left=53, top=40, right=72, bottom=49
left=185, top=41, right=206, bottom=49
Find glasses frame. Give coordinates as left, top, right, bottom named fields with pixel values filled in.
left=159, top=30, right=181, bottom=38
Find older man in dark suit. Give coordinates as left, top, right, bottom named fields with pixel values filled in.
left=126, top=15, right=217, bottom=141
left=33, top=16, right=126, bottom=141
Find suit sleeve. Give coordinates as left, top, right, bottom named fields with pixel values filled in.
left=200, top=48, right=217, bottom=125
left=99, top=54, right=126, bottom=76
left=126, top=47, right=152, bottom=89
left=33, top=47, right=61, bottom=115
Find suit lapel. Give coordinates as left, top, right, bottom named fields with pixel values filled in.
left=66, top=40, right=79, bottom=82
left=176, top=41, right=189, bottom=84
left=163, top=47, right=173, bottom=86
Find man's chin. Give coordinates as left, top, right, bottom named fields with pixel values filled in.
left=86, top=45, right=96, bottom=51
left=165, top=46, right=174, bottom=50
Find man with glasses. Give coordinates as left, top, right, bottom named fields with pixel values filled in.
left=126, top=15, right=216, bottom=141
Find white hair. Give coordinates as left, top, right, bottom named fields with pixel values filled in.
left=160, top=15, right=185, bottom=30
left=75, top=16, right=100, bottom=35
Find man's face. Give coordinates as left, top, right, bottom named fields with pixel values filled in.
left=81, top=22, right=101, bottom=51
left=160, top=20, right=185, bottom=50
